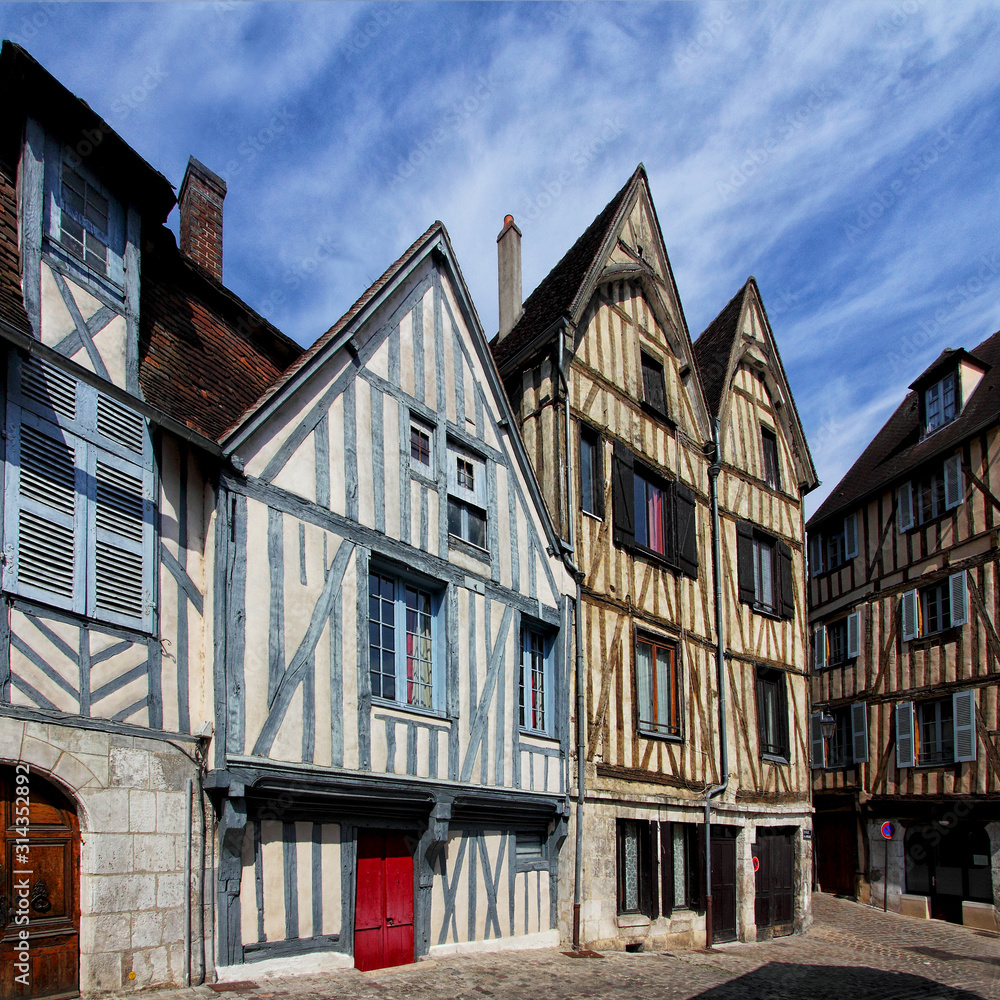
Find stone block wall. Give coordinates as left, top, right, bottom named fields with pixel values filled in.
left=0, top=715, right=213, bottom=994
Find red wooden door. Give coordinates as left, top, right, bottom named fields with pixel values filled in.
left=354, top=832, right=413, bottom=972
left=0, top=766, right=80, bottom=1000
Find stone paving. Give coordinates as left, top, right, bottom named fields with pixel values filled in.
left=125, top=894, right=1000, bottom=1000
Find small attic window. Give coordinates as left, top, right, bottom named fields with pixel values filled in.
left=640, top=351, right=668, bottom=419
left=924, top=371, right=957, bottom=434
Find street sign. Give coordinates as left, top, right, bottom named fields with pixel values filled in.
left=880, top=821, right=895, bottom=840
left=752, top=855, right=760, bottom=872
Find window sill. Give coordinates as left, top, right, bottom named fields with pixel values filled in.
left=616, top=912, right=651, bottom=929
left=410, top=467, right=437, bottom=488
left=640, top=402, right=676, bottom=428
left=581, top=510, right=604, bottom=523
left=750, top=603, right=786, bottom=621
left=448, top=534, right=490, bottom=562
left=371, top=698, right=449, bottom=724
left=906, top=627, right=960, bottom=650
left=638, top=729, right=683, bottom=744
left=519, top=727, right=557, bottom=742
left=761, top=753, right=790, bottom=766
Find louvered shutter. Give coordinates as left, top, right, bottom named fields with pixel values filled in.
left=844, top=513, right=858, bottom=559
left=778, top=541, right=795, bottom=619
left=736, top=521, right=755, bottom=604
left=847, top=610, right=861, bottom=659
left=20, top=355, right=78, bottom=421
left=612, top=443, right=635, bottom=548
left=810, top=712, right=826, bottom=768
left=808, top=532, right=824, bottom=577
left=948, top=571, right=967, bottom=627
left=851, top=702, right=869, bottom=763
left=943, top=453, right=963, bottom=510
left=814, top=625, right=827, bottom=670
left=897, top=482, right=914, bottom=532
left=952, top=689, right=976, bottom=763
left=674, top=483, right=698, bottom=578
left=901, top=589, right=920, bottom=640
left=3, top=415, right=86, bottom=613
left=895, top=702, right=915, bottom=768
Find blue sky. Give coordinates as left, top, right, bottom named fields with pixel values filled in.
left=5, top=1, right=1000, bottom=515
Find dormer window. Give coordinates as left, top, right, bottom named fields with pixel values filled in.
left=925, top=372, right=957, bottom=433
left=59, top=163, right=110, bottom=273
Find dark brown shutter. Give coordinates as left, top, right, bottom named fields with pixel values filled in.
left=778, top=540, right=794, bottom=619
left=638, top=821, right=656, bottom=918
left=615, top=820, right=626, bottom=912
left=675, top=483, right=698, bottom=578
left=641, top=353, right=667, bottom=418
left=660, top=821, right=674, bottom=917
left=736, top=520, right=755, bottom=604
left=692, top=824, right=706, bottom=912
left=612, top=442, right=635, bottom=549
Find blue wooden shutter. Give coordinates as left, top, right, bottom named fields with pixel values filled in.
left=851, top=702, right=869, bottom=763
left=895, top=702, right=915, bottom=768
left=901, top=589, right=920, bottom=640
left=897, top=481, right=914, bottom=532
left=952, top=689, right=976, bottom=763
left=847, top=610, right=861, bottom=659
left=810, top=712, right=825, bottom=768
left=843, top=513, right=858, bottom=559
left=814, top=625, right=826, bottom=670
left=949, top=571, right=967, bottom=627
left=943, top=453, right=963, bottom=510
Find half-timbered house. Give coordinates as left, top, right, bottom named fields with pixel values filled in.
left=491, top=166, right=818, bottom=949
left=807, top=333, right=1000, bottom=932
left=0, top=41, right=573, bottom=992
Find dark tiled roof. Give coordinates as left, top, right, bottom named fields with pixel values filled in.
left=808, top=327, right=1000, bottom=528
left=0, top=153, right=30, bottom=336
left=490, top=166, right=642, bottom=371
left=224, top=220, right=445, bottom=440
left=139, top=226, right=303, bottom=441
left=692, top=279, right=750, bottom=418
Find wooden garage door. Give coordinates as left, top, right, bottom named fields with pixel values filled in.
left=0, top=766, right=80, bottom=999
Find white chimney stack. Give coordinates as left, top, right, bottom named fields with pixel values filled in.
left=497, top=214, right=522, bottom=341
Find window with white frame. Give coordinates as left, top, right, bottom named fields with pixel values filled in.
left=44, top=142, right=126, bottom=289
left=900, top=571, right=967, bottom=640
left=813, top=610, right=861, bottom=669
left=409, top=419, right=433, bottom=472
left=367, top=570, right=440, bottom=710
left=635, top=634, right=681, bottom=738
left=2, top=354, right=153, bottom=631
left=895, top=690, right=977, bottom=768
left=896, top=453, right=963, bottom=532
left=519, top=626, right=550, bottom=735
left=447, top=444, right=487, bottom=550
left=924, top=371, right=957, bottom=434
left=808, top=512, right=858, bottom=576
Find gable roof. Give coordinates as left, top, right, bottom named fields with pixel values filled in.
left=490, top=166, right=640, bottom=372
left=694, top=276, right=818, bottom=493
left=692, top=279, right=749, bottom=418
left=809, top=327, right=1000, bottom=528
left=139, top=224, right=303, bottom=441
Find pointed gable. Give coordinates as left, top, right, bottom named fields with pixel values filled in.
left=695, top=277, right=818, bottom=492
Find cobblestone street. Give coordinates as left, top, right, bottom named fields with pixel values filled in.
left=131, top=895, right=999, bottom=1000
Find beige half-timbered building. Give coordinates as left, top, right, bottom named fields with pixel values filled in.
left=808, top=336, right=1000, bottom=932
left=491, top=166, right=818, bottom=949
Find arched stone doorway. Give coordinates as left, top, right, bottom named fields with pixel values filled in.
left=0, top=765, right=80, bottom=999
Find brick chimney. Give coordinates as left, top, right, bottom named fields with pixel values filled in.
left=178, top=156, right=226, bottom=281
left=497, top=214, right=522, bottom=341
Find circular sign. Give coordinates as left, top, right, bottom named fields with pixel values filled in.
left=880, top=821, right=895, bottom=840
left=752, top=856, right=760, bottom=872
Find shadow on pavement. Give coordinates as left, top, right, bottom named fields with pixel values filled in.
left=688, top=961, right=988, bottom=998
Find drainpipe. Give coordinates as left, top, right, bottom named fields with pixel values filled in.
left=556, top=327, right=587, bottom=950
left=704, top=415, right=729, bottom=947
left=185, top=777, right=193, bottom=986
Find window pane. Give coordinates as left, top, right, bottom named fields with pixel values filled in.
left=756, top=540, right=773, bottom=609
left=405, top=585, right=433, bottom=708
left=656, top=646, right=672, bottom=731
left=368, top=573, right=396, bottom=700
left=634, top=473, right=648, bottom=547
left=448, top=498, right=463, bottom=537
left=411, top=424, right=431, bottom=465
left=580, top=433, right=594, bottom=513
left=467, top=505, right=486, bottom=548
left=647, top=481, right=664, bottom=554
left=762, top=429, right=780, bottom=490
left=636, top=640, right=653, bottom=728
left=942, top=373, right=957, bottom=422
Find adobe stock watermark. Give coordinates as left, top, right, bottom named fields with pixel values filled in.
left=110, top=64, right=168, bottom=122
left=673, top=8, right=734, bottom=70
left=256, top=233, right=341, bottom=317
left=387, top=74, right=498, bottom=189
left=516, top=118, right=628, bottom=223
left=716, top=85, right=833, bottom=201
left=876, top=0, right=928, bottom=37
left=12, top=763, right=32, bottom=988
left=341, top=2, right=406, bottom=61
left=887, top=249, right=1000, bottom=375
left=221, top=107, right=296, bottom=183
left=8, top=1, right=60, bottom=44
left=843, top=126, right=957, bottom=245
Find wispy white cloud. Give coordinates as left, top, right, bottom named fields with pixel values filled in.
left=2, top=0, right=999, bottom=519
